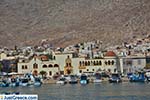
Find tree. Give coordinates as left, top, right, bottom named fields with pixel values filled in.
left=0, top=62, right=3, bottom=72
left=39, top=70, right=47, bottom=78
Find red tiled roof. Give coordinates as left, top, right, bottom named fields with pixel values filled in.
left=105, top=51, right=116, bottom=57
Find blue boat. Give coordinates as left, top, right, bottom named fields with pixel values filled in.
left=129, top=72, right=145, bottom=82
left=34, top=77, right=42, bottom=86
left=109, top=73, right=122, bottom=83
left=9, top=78, right=20, bottom=87
left=80, top=74, right=88, bottom=85
left=0, top=81, right=9, bottom=87
left=19, top=78, right=29, bottom=86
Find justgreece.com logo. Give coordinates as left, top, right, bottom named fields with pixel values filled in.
left=0, top=95, right=38, bottom=100
left=0, top=95, right=4, bottom=100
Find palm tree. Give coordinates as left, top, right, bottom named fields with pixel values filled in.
left=39, top=70, right=47, bottom=78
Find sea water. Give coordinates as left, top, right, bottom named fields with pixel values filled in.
left=1, top=83, right=150, bottom=100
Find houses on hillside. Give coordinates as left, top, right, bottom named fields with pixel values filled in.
left=1, top=36, right=150, bottom=77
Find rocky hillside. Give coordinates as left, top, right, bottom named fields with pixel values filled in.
left=0, top=0, right=150, bottom=47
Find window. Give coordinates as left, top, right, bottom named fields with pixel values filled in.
left=49, top=71, right=52, bottom=76
left=94, top=61, right=96, bottom=65
left=79, top=70, right=82, bottom=73
left=108, top=69, right=111, bottom=72
left=33, top=63, right=38, bottom=69
left=108, top=61, right=111, bottom=65
left=105, top=61, right=108, bottom=65
left=96, top=61, right=99, bottom=65
left=43, top=65, right=47, bottom=68
left=92, top=69, right=95, bottom=71
left=25, top=65, right=28, bottom=69
left=91, top=61, right=93, bottom=65
left=22, top=65, right=28, bottom=70
left=114, top=68, right=117, bottom=72
left=87, top=69, right=89, bottom=71
left=53, top=56, right=56, bottom=60
left=112, top=61, right=114, bottom=65
left=22, top=65, right=24, bottom=69
left=54, top=64, right=59, bottom=67
left=79, top=61, right=82, bottom=66
left=82, top=61, right=85, bottom=66
left=85, top=61, right=88, bottom=66
left=69, top=63, right=71, bottom=66
left=99, top=61, right=102, bottom=65
left=138, top=60, right=141, bottom=65
left=88, top=61, right=90, bottom=66
left=126, top=60, right=132, bottom=65
left=49, top=64, right=53, bottom=67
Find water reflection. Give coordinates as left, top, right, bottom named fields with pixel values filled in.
left=1, top=83, right=150, bottom=100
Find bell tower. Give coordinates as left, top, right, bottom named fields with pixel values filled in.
left=64, top=56, right=73, bottom=75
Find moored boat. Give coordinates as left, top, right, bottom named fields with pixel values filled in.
left=129, top=72, right=145, bottom=82
left=69, top=75, right=78, bottom=84
left=34, top=77, right=42, bottom=86
left=20, top=78, right=29, bottom=86
left=109, top=73, right=122, bottom=83
left=93, top=73, right=102, bottom=83
left=56, top=77, right=67, bottom=85
left=145, top=71, right=150, bottom=82
left=80, top=74, right=88, bottom=85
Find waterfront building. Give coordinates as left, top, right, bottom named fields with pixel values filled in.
left=17, top=55, right=59, bottom=77
left=77, top=51, right=119, bottom=75
left=17, top=51, right=119, bottom=77
left=145, top=56, right=150, bottom=69
left=0, top=52, right=7, bottom=61
left=121, top=55, right=146, bottom=75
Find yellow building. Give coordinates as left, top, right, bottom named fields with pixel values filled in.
left=17, top=51, right=119, bottom=76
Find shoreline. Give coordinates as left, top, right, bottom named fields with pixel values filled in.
left=42, top=77, right=130, bottom=84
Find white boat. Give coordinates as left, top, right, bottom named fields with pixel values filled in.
left=25, top=73, right=42, bottom=87
left=93, top=73, right=102, bottom=83
left=34, top=78, right=42, bottom=86
left=56, top=78, right=67, bottom=85
left=20, top=78, right=29, bottom=86
left=93, top=79, right=102, bottom=83
left=69, top=75, right=78, bottom=84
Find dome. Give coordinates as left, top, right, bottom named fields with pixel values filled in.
left=105, top=51, right=116, bottom=57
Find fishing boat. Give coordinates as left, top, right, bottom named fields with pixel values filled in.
left=19, top=78, right=29, bottom=86
left=145, top=71, right=150, bottom=82
left=93, top=73, right=102, bottom=83
left=129, top=72, right=145, bottom=82
left=80, top=74, right=88, bottom=85
left=9, top=78, right=20, bottom=87
left=25, top=73, right=42, bottom=87
left=56, top=77, right=67, bottom=85
left=109, top=73, right=122, bottom=83
left=69, top=75, right=78, bottom=84
left=34, top=77, right=42, bottom=86
left=0, top=81, right=9, bottom=87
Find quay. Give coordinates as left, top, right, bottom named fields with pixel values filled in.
left=42, top=77, right=130, bottom=84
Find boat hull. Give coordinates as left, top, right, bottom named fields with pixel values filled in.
left=80, top=80, right=88, bottom=84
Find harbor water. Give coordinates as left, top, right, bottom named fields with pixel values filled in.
left=1, top=83, right=150, bottom=100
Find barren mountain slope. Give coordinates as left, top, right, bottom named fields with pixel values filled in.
left=0, top=0, right=150, bottom=47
